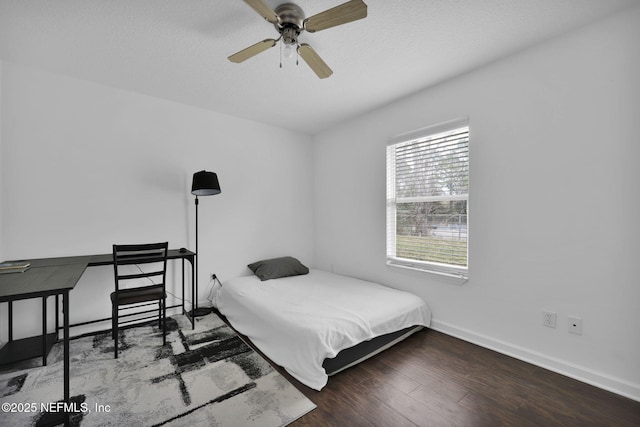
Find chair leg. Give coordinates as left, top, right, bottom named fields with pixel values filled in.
left=113, top=305, right=119, bottom=359
left=111, top=304, right=116, bottom=340
left=162, top=298, right=167, bottom=346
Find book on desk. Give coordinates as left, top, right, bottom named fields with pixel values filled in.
left=0, top=260, right=31, bottom=274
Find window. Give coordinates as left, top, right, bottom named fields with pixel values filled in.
left=386, top=118, right=469, bottom=279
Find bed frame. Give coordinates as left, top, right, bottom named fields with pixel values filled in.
left=216, top=308, right=423, bottom=380
left=322, top=325, right=423, bottom=375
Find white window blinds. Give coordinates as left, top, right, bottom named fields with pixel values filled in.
left=386, top=119, right=469, bottom=278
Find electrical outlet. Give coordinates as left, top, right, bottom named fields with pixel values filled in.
left=543, top=310, right=557, bottom=328
left=568, top=316, right=583, bottom=335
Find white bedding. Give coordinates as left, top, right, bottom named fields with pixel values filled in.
left=212, top=269, right=431, bottom=390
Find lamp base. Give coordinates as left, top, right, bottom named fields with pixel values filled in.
left=190, top=307, right=213, bottom=317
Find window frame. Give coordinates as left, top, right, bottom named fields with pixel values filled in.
left=386, top=117, right=469, bottom=280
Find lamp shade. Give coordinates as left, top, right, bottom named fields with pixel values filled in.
left=191, top=170, right=221, bottom=196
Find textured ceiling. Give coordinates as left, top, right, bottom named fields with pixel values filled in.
left=1, top=0, right=638, bottom=134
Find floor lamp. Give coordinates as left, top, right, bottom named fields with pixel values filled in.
left=191, top=170, right=221, bottom=317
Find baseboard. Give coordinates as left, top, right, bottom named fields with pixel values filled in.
left=429, top=319, right=640, bottom=402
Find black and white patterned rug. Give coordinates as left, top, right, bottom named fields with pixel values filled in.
left=0, top=313, right=315, bottom=426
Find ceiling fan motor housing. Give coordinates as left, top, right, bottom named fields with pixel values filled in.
left=275, top=3, right=305, bottom=45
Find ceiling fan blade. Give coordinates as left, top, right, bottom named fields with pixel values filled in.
left=298, top=43, right=333, bottom=79
left=304, top=0, right=367, bottom=33
left=242, top=0, right=279, bottom=24
left=228, top=39, right=277, bottom=63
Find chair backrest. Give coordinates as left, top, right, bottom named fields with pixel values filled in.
left=113, top=242, right=169, bottom=293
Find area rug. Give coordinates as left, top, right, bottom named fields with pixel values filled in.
left=0, top=313, right=315, bottom=426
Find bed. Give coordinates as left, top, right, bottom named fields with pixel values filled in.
left=211, top=265, right=431, bottom=390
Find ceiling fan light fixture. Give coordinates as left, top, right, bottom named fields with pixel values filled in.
left=282, top=43, right=295, bottom=59
left=280, top=25, right=299, bottom=61
left=281, top=26, right=299, bottom=45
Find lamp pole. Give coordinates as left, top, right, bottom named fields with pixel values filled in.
left=190, top=170, right=221, bottom=318
left=194, top=195, right=200, bottom=315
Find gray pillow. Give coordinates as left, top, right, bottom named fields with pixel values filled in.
left=247, top=256, right=309, bottom=281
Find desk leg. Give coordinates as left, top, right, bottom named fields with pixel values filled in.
left=63, top=289, right=70, bottom=419
left=8, top=301, right=13, bottom=342
left=191, top=258, right=195, bottom=330
left=181, top=259, right=185, bottom=320
left=55, top=295, right=60, bottom=341
left=42, top=297, right=47, bottom=366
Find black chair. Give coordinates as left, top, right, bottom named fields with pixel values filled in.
left=111, top=242, right=168, bottom=358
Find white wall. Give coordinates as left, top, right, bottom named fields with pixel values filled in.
left=312, top=7, right=640, bottom=400
left=0, top=60, right=3, bottom=263
left=0, top=63, right=314, bottom=338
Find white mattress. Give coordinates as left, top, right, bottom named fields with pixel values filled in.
left=212, top=269, right=431, bottom=390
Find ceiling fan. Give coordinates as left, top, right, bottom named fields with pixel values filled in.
left=228, top=0, right=368, bottom=79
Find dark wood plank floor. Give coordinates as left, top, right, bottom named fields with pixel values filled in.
left=230, top=320, right=640, bottom=427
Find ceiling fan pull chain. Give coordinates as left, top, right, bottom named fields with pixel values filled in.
left=279, top=41, right=283, bottom=68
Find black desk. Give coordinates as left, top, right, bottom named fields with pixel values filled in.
left=0, top=257, right=85, bottom=421
left=0, top=248, right=195, bottom=423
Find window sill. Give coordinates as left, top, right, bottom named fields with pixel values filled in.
left=386, top=260, right=469, bottom=284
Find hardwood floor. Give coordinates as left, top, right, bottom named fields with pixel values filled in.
left=257, top=327, right=640, bottom=426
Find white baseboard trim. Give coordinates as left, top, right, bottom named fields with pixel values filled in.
left=429, top=319, right=640, bottom=402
